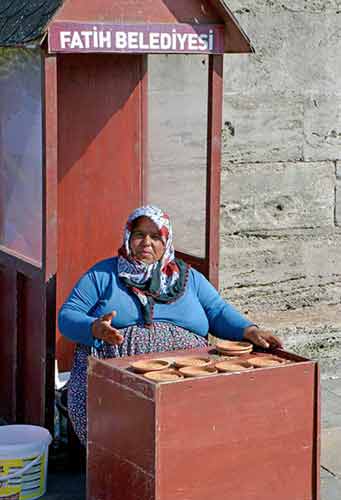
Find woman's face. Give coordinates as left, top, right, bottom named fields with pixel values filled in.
left=130, top=216, right=165, bottom=264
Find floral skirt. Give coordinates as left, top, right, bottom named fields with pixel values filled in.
left=67, top=322, right=207, bottom=446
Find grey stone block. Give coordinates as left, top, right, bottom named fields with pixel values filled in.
left=148, top=91, right=207, bottom=164
left=219, top=228, right=341, bottom=310
left=147, top=55, right=208, bottom=257
left=148, top=54, right=208, bottom=168
left=322, top=427, right=341, bottom=474
left=304, top=96, right=341, bottom=161
left=220, top=162, right=334, bottom=232
left=321, top=473, right=341, bottom=500
left=226, top=0, right=341, bottom=14
left=223, top=12, right=341, bottom=95
left=222, top=94, right=304, bottom=162
left=147, top=163, right=207, bottom=256
left=148, top=54, right=208, bottom=93
left=226, top=303, right=341, bottom=378
left=323, top=378, right=341, bottom=397
left=321, top=394, right=341, bottom=430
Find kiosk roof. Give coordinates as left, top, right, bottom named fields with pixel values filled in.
left=0, top=0, right=62, bottom=46
left=0, top=0, right=252, bottom=53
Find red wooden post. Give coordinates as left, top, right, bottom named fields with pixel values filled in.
left=206, top=54, right=223, bottom=287
left=43, top=54, right=58, bottom=282
left=42, top=53, right=58, bottom=430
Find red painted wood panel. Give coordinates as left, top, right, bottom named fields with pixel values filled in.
left=313, top=363, right=321, bottom=500
left=157, top=364, right=318, bottom=500
left=88, top=358, right=156, bottom=500
left=0, top=266, right=17, bottom=422
left=88, top=443, right=155, bottom=500
left=57, top=54, right=144, bottom=369
left=0, top=252, right=48, bottom=426
left=88, top=371, right=156, bottom=475
left=53, top=0, right=221, bottom=25
left=42, top=53, right=58, bottom=430
left=16, top=273, right=46, bottom=424
left=88, top=349, right=319, bottom=500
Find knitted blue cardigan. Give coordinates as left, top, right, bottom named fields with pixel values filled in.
left=58, top=257, right=254, bottom=347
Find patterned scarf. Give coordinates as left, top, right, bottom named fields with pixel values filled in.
left=117, top=205, right=190, bottom=326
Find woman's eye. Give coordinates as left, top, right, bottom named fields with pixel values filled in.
left=131, top=231, right=163, bottom=241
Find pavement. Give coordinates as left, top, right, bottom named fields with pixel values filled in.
left=44, top=372, right=341, bottom=500
left=320, top=375, right=341, bottom=499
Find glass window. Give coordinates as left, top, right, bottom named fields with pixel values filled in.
left=0, top=48, right=42, bottom=264
left=146, top=54, right=208, bottom=257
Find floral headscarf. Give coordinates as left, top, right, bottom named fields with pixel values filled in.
left=117, top=205, right=190, bottom=326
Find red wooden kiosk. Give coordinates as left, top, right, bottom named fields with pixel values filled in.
left=0, top=0, right=252, bottom=427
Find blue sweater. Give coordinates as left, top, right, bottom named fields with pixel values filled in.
left=58, top=257, right=254, bottom=347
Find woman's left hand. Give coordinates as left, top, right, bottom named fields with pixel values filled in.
left=243, top=326, right=283, bottom=350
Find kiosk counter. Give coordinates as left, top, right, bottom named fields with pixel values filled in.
left=87, top=347, right=320, bottom=500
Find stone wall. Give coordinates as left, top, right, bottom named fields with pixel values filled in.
left=146, top=3, right=341, bottom=376
left=221, top=0, right=341, bottom=376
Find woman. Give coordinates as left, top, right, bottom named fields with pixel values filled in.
left=59, top=205, right=282, bottom=446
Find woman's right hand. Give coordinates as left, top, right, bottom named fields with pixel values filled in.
left=92, top=311, right=124, bottom=345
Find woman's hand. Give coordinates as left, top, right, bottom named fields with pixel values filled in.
left=243, top=325, right=283, bottom=350
left=92, top=311, right=124, bottom=345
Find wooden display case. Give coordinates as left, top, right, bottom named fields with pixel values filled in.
left=87, top=347, right=320, bottom=500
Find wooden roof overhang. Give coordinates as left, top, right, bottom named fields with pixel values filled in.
left=47, top=0, right=253, bottom=54
left=0, top=0, right=253, bottom=54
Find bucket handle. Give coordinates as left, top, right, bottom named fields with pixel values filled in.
left=0, top=453, right=43, bottom=482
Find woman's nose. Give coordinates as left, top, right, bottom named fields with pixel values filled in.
left=142, top=234, right=152, bottom=244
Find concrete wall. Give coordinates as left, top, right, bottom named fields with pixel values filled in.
left=147, top=1, right=341, bottom=375
left=221, top=0, right=341, bottom=375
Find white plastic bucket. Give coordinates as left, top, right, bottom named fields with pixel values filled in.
left=0, top=425, right=52, bottom=500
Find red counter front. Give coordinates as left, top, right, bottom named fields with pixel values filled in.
left=87, top=348, right=320, bottom=500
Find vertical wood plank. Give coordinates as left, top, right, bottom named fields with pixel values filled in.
left=0, top=266, right=17, bottom=422
left=141, top=54, right=148, bottom=205
left=42, top=52, right=58, bottom=431
left=16, top=273, right=46, bottom=424
left=206, top=54, right=223, bottom=288
left=42, top=54, right=58, bottom=281
left=88, top=359, right=156, bottom=500
left=44, top=275, right=56, bottom=432
left=313, top=363, right=321, bottom=499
